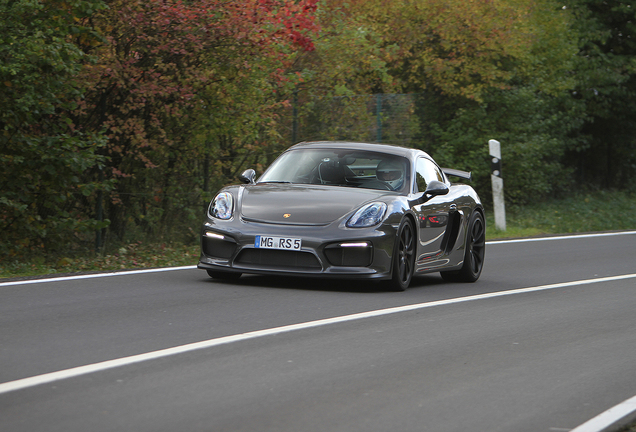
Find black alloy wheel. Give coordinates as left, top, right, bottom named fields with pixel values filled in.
left=390, top=217, right=416, bottom=291
left=441, top=211, right=485, bottom=282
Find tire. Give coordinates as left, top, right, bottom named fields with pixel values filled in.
left=441, top=211, right=485, bottom=283
left=206, top=269, right=242, bottom=280
left=388, top=217, right=416, bottom=291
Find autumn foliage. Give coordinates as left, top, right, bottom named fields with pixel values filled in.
left=2, top=0, right=634, bottom=262
left=1, top=0, right=320, bottom=257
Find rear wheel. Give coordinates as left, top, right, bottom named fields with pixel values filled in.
left=441, top=211, right=485, bottom=282
left=206, top=269, right=242, bottom=280
left=389, top=217, right=416, bottom=291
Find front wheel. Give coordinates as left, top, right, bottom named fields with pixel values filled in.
left=388, top=217, right=416, bottom=291
left=441, top=211, right=485, bottom=283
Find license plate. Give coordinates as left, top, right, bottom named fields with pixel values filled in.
left=255, top=236, right=302, bottom=250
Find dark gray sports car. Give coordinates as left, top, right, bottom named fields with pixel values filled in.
left=198, top=141, right=485, bottom=290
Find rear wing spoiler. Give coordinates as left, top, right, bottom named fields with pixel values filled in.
left=442, top=168, right=472, bottom=181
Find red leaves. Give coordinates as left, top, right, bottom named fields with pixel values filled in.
left=280, top=0, right=319, bottom=51
left=75, top=0, right=319, bottom=181
left=235, top=0, right=319, bottom=51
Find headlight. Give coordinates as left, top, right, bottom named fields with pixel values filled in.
left=346, top=202, right=387, bottom=228
left=209, top=192, right=234, bottom=220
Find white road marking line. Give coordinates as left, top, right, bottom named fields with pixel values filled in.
left=487, top=230, right=636, bottom=245
left=0, top=266, right=197, bottom=287
left=1, top=272, right=635, bottom=396
left=1, top=231, right=634, bottom=288
left=570, top=394, right=636, bottom=432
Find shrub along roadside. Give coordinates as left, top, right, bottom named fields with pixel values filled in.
left=1, top=190, right=634, bottom=280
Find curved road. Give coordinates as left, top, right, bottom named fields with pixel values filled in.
left=1, top=232, right=635, bottom=431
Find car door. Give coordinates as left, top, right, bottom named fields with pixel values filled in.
left=412, top=157, right=458, bottom=270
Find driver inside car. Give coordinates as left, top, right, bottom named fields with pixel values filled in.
left=376, top=159, right=405, bottom=190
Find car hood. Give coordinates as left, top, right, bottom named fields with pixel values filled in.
left=240, top=184, right=393, bottom=225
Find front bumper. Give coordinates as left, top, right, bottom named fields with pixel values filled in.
left=197, top=219, right=397, bottom=280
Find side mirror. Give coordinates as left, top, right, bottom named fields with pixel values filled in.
left=239, top=169, right=256, bottom=185
left=424, top=180, right=449, bottom=197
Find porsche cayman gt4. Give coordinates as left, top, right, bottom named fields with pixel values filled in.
left=198, top=141, right=485, bottom=290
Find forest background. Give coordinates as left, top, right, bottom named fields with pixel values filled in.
left=2, top=0, right=635, bottom=263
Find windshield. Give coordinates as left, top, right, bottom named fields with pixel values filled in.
left=258, top=148, right=410, bottom=192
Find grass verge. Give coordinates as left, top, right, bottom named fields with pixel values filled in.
left=486, top=189, right=636, bottom=240
left=0, top=242, right=199, bottom=280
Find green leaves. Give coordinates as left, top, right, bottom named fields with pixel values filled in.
left=562, top=0, right=636, bottom=187
left=0, top=0, right=110, bottom=259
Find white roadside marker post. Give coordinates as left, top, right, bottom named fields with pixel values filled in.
left=489, top=139, right=506, bottom=232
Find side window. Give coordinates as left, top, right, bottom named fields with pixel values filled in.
left=415, top=158, right=445, bottom=192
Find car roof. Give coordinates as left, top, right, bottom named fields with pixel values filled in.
left=289, top=141, right=431, bottom=160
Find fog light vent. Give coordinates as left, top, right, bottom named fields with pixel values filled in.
left=324, top=242, right=372, bottom=266
left=202, top=233, right=236, bottom=259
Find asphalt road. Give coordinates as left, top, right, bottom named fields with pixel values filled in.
left=1, top=232, right=635, bottom=432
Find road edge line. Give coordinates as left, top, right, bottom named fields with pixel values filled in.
left=0, top=266, right=197, bottom=287
left=487, top=230, right=636, bottom=245
left=2, top=231, right=635, bottom=287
